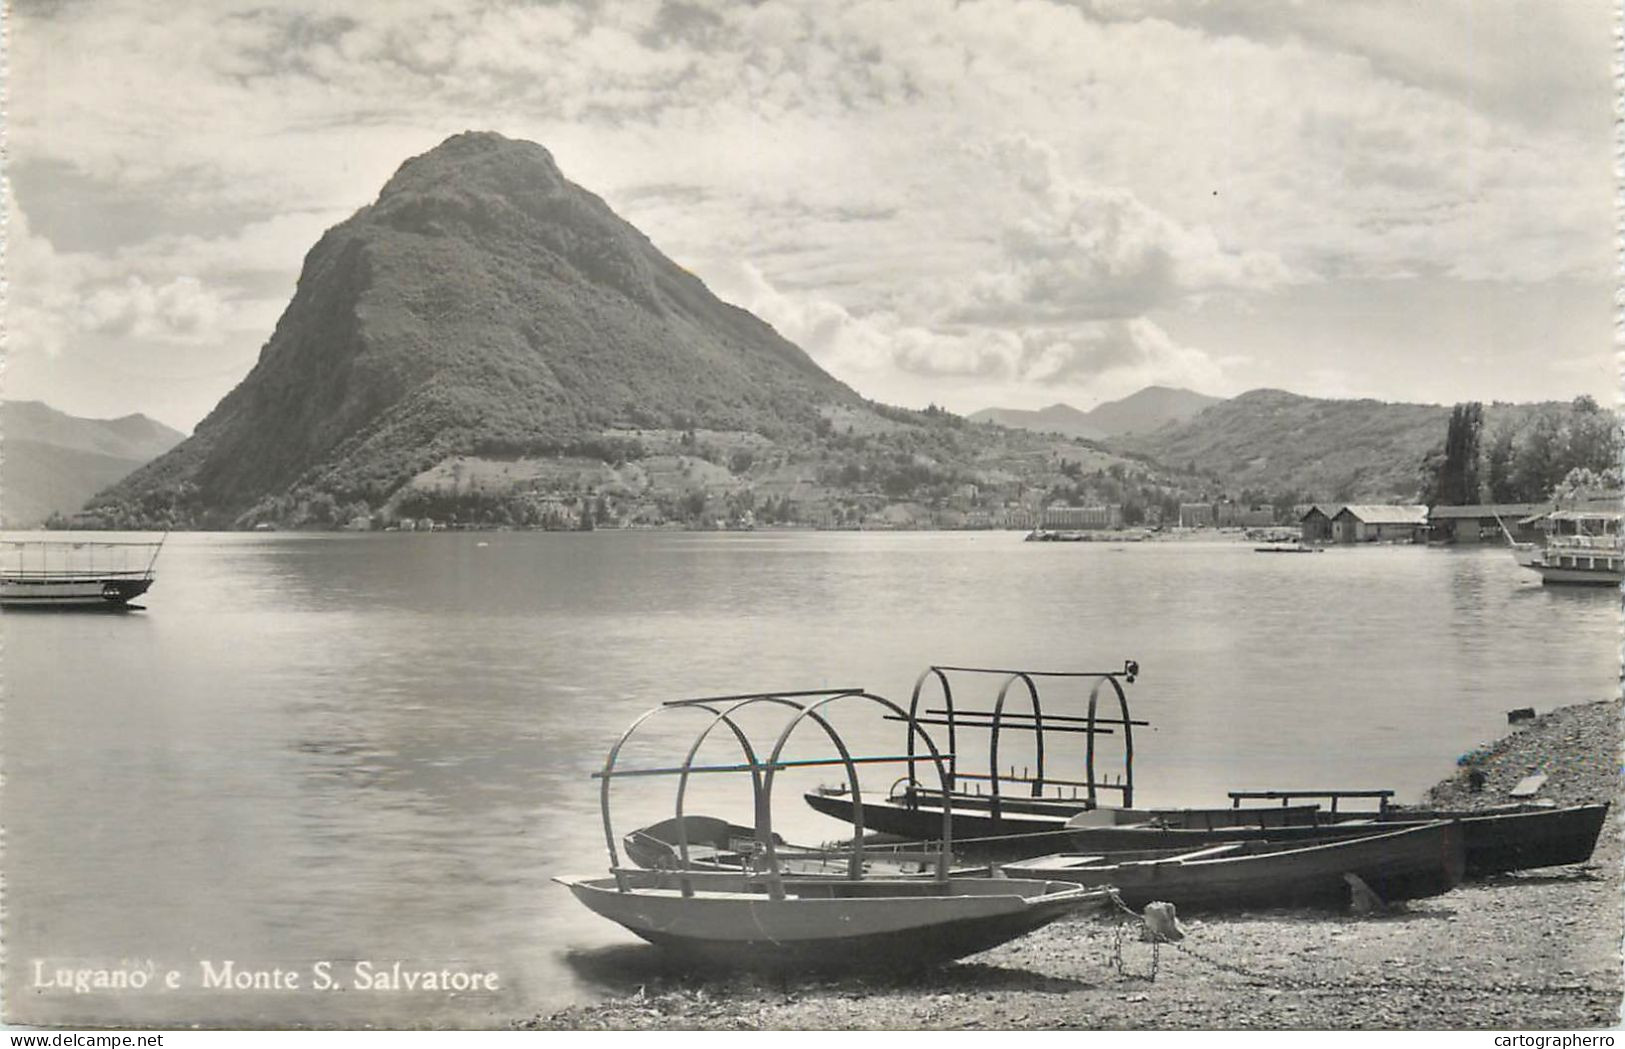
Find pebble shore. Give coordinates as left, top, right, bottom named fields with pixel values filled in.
left=525, top=698, right=1623, bottom=1031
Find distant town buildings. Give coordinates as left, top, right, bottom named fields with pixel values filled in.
left=1178, top=503, right=1215, bottom=528
left=1042, top=504, right=1123, bottom=529
left=1175, top=501, right=1275, bottom=528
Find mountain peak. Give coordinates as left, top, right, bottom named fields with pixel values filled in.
left=91, top=133, right=859, bottom=526
left=377, top=131, right=565, bottom=203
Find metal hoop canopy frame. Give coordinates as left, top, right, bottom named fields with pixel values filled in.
left=592, top=687, right=957, bottom=899
left=896, top=660, right=1142, bottom=820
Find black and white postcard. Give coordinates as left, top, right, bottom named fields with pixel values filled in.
left=3, top=0, right=1620, bottom=1034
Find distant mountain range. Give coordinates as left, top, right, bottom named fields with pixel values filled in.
left=1113, top=388, right=1567, bottom=503
left=2, top=401, right=185, bottom=527
left=971, top=386, right=1222, bottom=440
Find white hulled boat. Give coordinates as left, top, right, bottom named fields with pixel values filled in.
left=1517, top=510, right=1623, bottom=586
left=0, top=536, right=166, bottom=608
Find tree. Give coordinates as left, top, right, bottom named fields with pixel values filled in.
left=1552, top=465, right=1623, bottom=502
left=1483, top=425, right=1517, bottom=502
left=1431, top=402, right=1483, bottom=505
left=1562, top=395, right=1622, bottom=481
left=1509, top=410, right=1564, bottom=502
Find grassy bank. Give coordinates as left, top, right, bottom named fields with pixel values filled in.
left=525, top=698, right=1623, bottom=1031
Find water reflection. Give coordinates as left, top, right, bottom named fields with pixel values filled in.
left=3, top=531, right=1618, bottom=1026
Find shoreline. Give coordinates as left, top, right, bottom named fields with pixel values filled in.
left=526, top=697, right=1623, bottom=1031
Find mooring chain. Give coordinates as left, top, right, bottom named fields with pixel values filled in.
left=1109, top=917, right=1160, bottom=981
left=1101, top=897, right=1607, bottom=999
left=1105, top=891, right=1161, bottom=981
left=1170, top=936, right=1605, bottom=998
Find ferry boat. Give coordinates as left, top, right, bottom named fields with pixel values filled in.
left=1517, top=510, right=1623, bottom=586
left=0, top=537, right=166, bottom=608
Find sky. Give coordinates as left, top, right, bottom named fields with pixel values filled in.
left=3, top=0, right=1618, bottom=434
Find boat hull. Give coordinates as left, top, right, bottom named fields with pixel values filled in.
left=1064, top=803, right=1610, bottom=877
left=1532, top=565, right=1622, bottom=586
left=804, top=790, right=1075, bottom=850
left=804, top=790, right=1324, bottom=859
left=556, top=871, right=1109, bottom=970
left=1005, top=822, right=1465, bottom=911
left=0, top=576, right=153, bottom=608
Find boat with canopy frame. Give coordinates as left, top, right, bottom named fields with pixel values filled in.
left=554, top=686, right=1114, bottom=971
left=0, top=535, right=166, bottom=609
left=803, top=661, right=1322, bottom=856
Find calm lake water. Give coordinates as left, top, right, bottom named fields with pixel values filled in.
left=3, top=530, right=1619, bottom=1026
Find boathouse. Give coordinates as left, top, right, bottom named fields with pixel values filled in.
left=1298, top=504, right=1338, bottom=543
left=1331, top=505, right=1429, bottom=543
left=1427, top=503, right=1549, bottom=544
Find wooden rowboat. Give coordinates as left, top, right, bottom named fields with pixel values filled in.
left=1062, top=803, right=1610, bottom=876
left=556, top=868, right=1111, bottom=971
left=804, top=786, right=1327, bottom=859
left=1001, top=821, right=1466, bottom=911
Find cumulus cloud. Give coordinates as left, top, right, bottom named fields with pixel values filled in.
left=706, top=259, right=1223, bottom=398
left=939, top=136, right=1293, bottom=328
left=5, top=187, right=260, bottom=361
left=890, top=328, right=1015, bottom=380
left=1016, top=319, right=1226, bottom=390
left=82, top=276, right=228, bottom=341
left=5, top=0, right=1613, bottom=420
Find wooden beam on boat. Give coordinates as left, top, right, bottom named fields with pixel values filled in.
left=884, top=714, right=1115, bottom=735
left=929, top=665, right=1133, bottom=678
left=922, top=708, right=1150, bottom=728
left=1227, top=788, right=1394, bottom=815
left=947, top=772, right=1130, bottom=792
left=593, top=753, right=955, bottom=779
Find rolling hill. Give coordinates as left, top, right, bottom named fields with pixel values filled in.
left=1112, top=389, right=1561, bottom=503
left=2, top=401, right=185, bottom=527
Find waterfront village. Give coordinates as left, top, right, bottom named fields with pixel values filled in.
left=346, top=493, right=1623, bottom=546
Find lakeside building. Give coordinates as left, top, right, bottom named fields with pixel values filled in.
left=1181, top=501, right=1275, bottom=529
left=1331, top=505, right=1429, bottom=543
left=1427, top=503, right=1550, bottom=544
left=1298, top=504, right=1338, bottom=543
left=1222, top=503, right=1276, bottom=528
left=1178, top=503, right=1216, bottom=528
left=1043, top=504, right=1122, bottom=529
left=998, top=507, right=1037, bottom=530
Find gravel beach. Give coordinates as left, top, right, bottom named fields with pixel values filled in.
left=527, top=698, right=1623, bottom=1031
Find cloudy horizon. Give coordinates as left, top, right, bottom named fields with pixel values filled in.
left=5, top=0, right=1617, bottom=434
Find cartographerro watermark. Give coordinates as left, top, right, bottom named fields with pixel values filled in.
left=30, top=959, right=500, bottom=993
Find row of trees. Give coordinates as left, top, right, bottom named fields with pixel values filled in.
left=1422, top=397, right=1621, bottom=505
